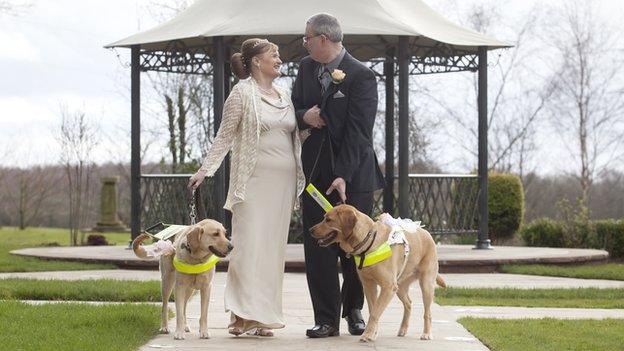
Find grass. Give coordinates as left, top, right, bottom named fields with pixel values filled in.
left=500, top=263, right=624, bottom=281
left=459, top=317, right=624, bottom=351
left=436, top=287, right=624, bottom=309
left=0, top=278, right=165, bottom=302
left=0, top=226, right=130, bottom=272
left=0, top=301, right=161, bottom=351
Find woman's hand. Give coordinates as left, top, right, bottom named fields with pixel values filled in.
left=188, top=170, right=207, bottom=190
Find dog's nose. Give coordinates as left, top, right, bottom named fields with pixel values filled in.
left=227, top=243, right=234, bottom=251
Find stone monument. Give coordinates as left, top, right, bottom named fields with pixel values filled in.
left=93, top=176, right=129, bottom=232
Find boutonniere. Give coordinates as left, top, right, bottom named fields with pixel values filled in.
left=331, top=69, right=346, bottom=84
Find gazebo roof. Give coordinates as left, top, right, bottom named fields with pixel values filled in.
left=105, top=0, right=510, bottom=61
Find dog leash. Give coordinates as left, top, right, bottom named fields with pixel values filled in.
left=307, top=128, right=344, bottom=207
left=189, top=188, right=197, bottom=226
left=307, top=128, right=334, bottom=184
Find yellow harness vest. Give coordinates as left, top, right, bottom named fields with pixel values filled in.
left=353, top=242, right=393, bottom=268
left=173, top=255, right=220, bottom=274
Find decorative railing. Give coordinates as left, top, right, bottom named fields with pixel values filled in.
left=140, top=174, right=479, bottom=240
left=140, top=174, right=217, bottom=228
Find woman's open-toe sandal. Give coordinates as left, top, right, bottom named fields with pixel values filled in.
left=249, top=328, right=274, bottom=337
left=228, top=317, right=246, bottom=336
left=230, top=320, right=261, bottom=337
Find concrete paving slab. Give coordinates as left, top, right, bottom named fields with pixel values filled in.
left=137, top=273, right=489, bottom=351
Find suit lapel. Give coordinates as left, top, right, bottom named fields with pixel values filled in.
left=320, top=82, right=338, bottom=110
left=311, top=60, right=322, bottom=103
left=320, top=53, right=351, bottom=110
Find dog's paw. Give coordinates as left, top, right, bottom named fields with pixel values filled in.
left=199, top=331, right=211, bottom=339
left=359, top=330, right=377, bottom=342
left=397, top=328, right=407, bottom=337
left=359, top=335, right=373, bottom=343
left=174, top=332, right=185, bottom=340
left=159, top=327, right=170, bottom=334
left=420, top=333, right=432, bottom=340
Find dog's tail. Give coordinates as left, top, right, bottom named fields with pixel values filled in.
left=132, top=233, right=152, bottom=259
left=436, top=274, right=447, bottom=288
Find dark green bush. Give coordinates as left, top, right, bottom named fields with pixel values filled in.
left=488, top=173, right=524, bottom=243
left=521, top=218, right=564, bottom=247
left=594, top=220, right=624, bottom=259
left=522, top=218, right=624, bottom=259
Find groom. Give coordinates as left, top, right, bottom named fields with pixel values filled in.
left=292, top=13, right=385, bottom=338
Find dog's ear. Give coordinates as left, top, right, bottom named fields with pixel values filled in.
left=186, top=226, right=204, bottom=253
left=338, top=209, right=357, bottom=238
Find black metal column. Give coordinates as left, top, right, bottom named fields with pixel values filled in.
left=383, top=48, right=395, bottom=215
left=475, top=46, right=492, bottom=249
left=212, top=36, right=226, bottom=224
left=130, top=45, right=141, bottom=239
left=398, top=37, right=409, bottom=218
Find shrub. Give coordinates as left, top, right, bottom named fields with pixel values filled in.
left=86, top=234, right=109, bottom=246
left=521, top=218, right=624, bottom=259
left=520, top=218, right=564, bottom=247
left=488, top=173, right=524, bottom=243
left=594, top=220, right=624, bottom=259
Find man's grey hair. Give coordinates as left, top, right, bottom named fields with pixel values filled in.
left=306, top=13, right=343, bottom=42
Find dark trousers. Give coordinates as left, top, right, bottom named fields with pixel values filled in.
left=302, top=190, right=374, bottom=327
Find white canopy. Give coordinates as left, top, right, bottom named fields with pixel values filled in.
left=106, top=0, right=510, bottom=61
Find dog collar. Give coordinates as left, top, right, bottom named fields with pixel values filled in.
left=353, top=242, right=392, bottom=268
left=173, top=254, right=220, bottom=274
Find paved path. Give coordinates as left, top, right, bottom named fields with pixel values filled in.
left=3, top=270, right=624, bottom=350
left=137, top=273, right=488, bottom=351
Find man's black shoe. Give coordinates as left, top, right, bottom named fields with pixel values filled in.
left=345, top=309, right=366, bottom=335
left=306, top=324, right=340, bottom=338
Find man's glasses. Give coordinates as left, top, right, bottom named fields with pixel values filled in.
left=302, top=34, right=322, bottom=44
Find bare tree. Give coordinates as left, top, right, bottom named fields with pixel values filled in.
left=373, top=71, right=441, bottom=175
left=140, top=0, right=217, bottom=172
left=546, top=0, right=624, bottom=209
left=147, top=71, right=214, bottom=172
left=417, top=2, right=554, bottom=177
left=0, top=0, right=32, bottom=16
left=2, top=166, right=56, bottom=229
left=57, top=105, right=99, bottom=246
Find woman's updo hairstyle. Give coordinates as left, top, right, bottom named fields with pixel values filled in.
left=231, top=38, right=278, bottom=80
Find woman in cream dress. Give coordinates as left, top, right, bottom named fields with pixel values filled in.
left=188, top=38, right=305, bottom=336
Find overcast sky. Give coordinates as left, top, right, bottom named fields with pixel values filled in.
left=1, top=0, right=623, bottom=175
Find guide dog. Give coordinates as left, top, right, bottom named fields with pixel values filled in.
left=310, top=205, right=446, bottom=342
left=133, top=219, right=233, bottom=340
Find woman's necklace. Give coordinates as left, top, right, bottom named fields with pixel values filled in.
left=257, top=84, right=276, bottom=96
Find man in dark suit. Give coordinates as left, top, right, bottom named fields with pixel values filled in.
left=292, top=13, right=385, bottom=338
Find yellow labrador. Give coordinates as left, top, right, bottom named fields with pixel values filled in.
left=310, top=205, right=446, bottom=342
left=133, top=219, right=233, bottom=340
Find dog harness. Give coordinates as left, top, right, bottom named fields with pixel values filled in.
left=353, top=241, right=393, bottom=268
left=353, top=214, right=418, bottom=270
left=173, top=255, right=220, bottom=274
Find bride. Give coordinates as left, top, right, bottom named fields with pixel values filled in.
left=188, top=38, right=305, bottom=336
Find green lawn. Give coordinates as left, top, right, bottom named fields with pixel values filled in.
left=0, top=301, right=161, bottom=351
left=436, top=287, right=624, bottom=309
left=0, top=278, right=165, bottom=302
left=501, top=263, right=624, bottom=281
left=0, top=226, right=130, bottom=272
left=459, top=317, right=624, bottom=351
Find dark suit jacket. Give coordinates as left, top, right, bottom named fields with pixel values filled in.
left=291, top=52, right=385, bottom=193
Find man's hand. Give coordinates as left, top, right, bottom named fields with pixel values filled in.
left=303, top=105, right=326, bottom=129
left=326, top=177, right=347, bottom=203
